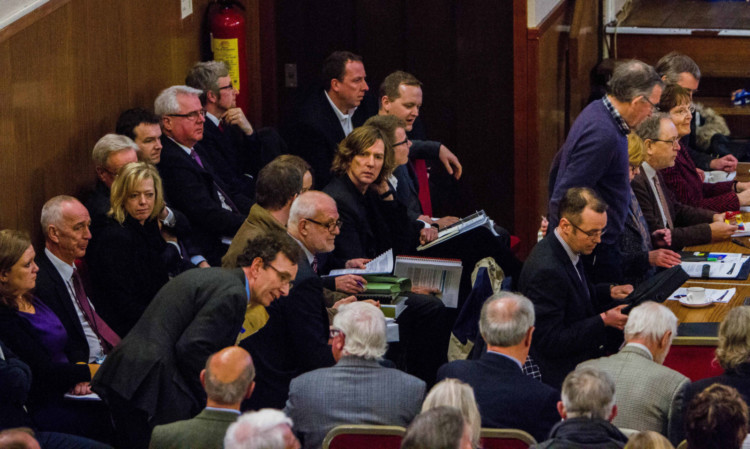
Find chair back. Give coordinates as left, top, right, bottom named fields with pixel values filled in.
left=322, top=424, right=406, bottom=449
left=479, top=428, right=537, bottom=449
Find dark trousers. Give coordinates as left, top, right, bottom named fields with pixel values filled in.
left=32, top=399, right=113, bottom=446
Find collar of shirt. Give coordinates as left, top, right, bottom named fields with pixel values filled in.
left=45, top=247, right=75, bottom=282
left=554, top=227, right=580, bottom=266
left=204, top=406, right=241, bottom=415
left=486, top=350, right=523, bottom=370
left=602, top=96, right=630, bottom=136
left=624, top=342, right=654, bottom=360
left=289, top=234, right=315, bottom=266
left=324, top=91, right=356, bottom=135
left=641, top=160, right=657, bottom=180
left=205, top=111, right=221, bottom=127
left=168, top=136, right=193, bottom=157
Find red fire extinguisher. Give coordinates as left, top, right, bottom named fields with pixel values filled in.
left=209, top=0, right=249, bottom=114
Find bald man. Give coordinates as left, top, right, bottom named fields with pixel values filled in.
left=149, top=347, right=255, bottom=449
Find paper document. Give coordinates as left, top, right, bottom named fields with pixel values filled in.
left=393, top=256, right=462, bottom=308
left=668, top=287, right=735, bottom=304
left=327, top=249, right=393, bottom=276
left=64, top=392, right=102, bottom=401
left=704, top=170, right=736, bottom=184
left=681, top=256, right=749, bottom=278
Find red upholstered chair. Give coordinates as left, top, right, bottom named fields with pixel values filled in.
left=322, top=425, right=406, bottom=449
left=479, top=428, right=537, bottom=449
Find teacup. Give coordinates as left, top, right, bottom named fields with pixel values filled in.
left=686, top=287, right=706, bottom=304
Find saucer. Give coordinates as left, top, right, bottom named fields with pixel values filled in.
left=679, top=298, right=713, bottom=308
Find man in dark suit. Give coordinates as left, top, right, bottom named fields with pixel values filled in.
left=632, top=114, right=735, bottom=250
left=436, top=292, right=559, bottom=442
left=149, top=346, right=255, bottom=449
left=519, top=187, right=630, bottom=389
left=154, top=85, right=252, bottom=266
left=35, top=195, right=120, bottom=364
left=91, top=232, right=301, bottom=449
left=241, top=191, right=350, bottom=410
left=284, top=302, right=425, bottom=449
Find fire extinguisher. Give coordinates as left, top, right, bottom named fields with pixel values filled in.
left=209, top=0, right=249, bottom=114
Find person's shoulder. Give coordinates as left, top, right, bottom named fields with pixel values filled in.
left=437, top=358, right=475, bottom=378
left=381, top=366, right=425, bottom=390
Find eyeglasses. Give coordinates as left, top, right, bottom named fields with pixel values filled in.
left=305, top=217, right=343, bottom=233
left=265, top=263, right=294, bottom=288
left=393, top=137, right=409, bottom=147
left=570, top=222, right=606, bottom=239
left=167, top=109, right=206, bottom=121
left=651, top=137, right=681, bottom=147
left=671, top=104, right=695, bottom=117
left=218, top=84, right=234, bottom=91
left=329, top=327, right=344, bottom=339
left=640, top=96, right=659, bottom=112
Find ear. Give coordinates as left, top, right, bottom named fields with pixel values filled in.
left=94, top=167, right=108, bottom=184
left=249, top=257, right=264, bottom=277
left=199, top=369, right=206, bottom=389
left=47, top=225, right=61, bottom=245
left=206, top=89, right=219, bottom=104
left=0, top=270, right=8, bottom=283
left=161, top=117, right=173, bottom=133
left=557, top=401, right=566, bottom=419
left=524, top=327, right=534, bottom=348
left=659, top=330, right=672, bottom=351
left=330, top=78, right=341, bottom=94
left=245, top=381, right=256, bottom=399
left=380, top=95, right=391, bottom=113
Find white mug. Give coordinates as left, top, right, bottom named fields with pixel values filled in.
left=686, top=287, right=706, bottom=304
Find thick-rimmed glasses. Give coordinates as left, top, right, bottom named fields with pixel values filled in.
left=570, top=222, right=606, bottom=239
left=266, top=263, right=294, bottom=288
left=640, top=96, right=659, bottom=112
left=651, top=138, right=681, bottom=147
left=305, top=217, right=342, bottom=233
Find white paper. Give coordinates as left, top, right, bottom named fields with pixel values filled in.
left=681, top=257, right=748, bottom=278
left=327, top=249, right=393, bottom=276
left=704, top=170, right=736, bottom=184
left=64, top=392, right=102, bottom=401
left=668, top=287, right=735, bottom=304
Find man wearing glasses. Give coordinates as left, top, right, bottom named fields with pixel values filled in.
left=240, top=191, right=375, bottom=411
left=519, top=187, right=632, bottom=390
left=632, top=114, right=735, bottom=250
left=548, top=60, right=664, bottom=285
left=154, top=85, right=252, bottom=266
left=92, top=232, right=300, bottom=449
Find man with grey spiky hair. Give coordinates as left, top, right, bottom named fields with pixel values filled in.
left=580, top=301, right=688, bottom=444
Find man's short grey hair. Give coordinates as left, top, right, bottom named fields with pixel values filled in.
left=203, top=353, right=255, bottom=405
left=608, top=60, right=663, bottom=103
left=479, top=292, right=535, bottom=347
left=224, top=409, right=294, bottom=449
left=400, top=406, right=466, bottom=449
left=185, top=61, right=230, bottom=105
left=635, top=113, right=670, bottom=142
left=333, top=302, right=387, bottom=360
left=561, top=366, right=616, bottom=420
left=288, top=191, right=335, bottom=229
left=656, top=51, right=701, bottom=84
left=624, top=301, right=677, bottom=345
left=154, top=85, right=203, bottom=116
left=91, top=133, right=138, bottom=168
left=40, top=195, right=79, bottom=236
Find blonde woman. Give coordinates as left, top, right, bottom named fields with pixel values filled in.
left=625, top=431, right=675, bottom=449
left=422, top=378, right=481, bottom=448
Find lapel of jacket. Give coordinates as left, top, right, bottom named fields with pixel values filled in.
left=37, top=251, right=86, bottom=339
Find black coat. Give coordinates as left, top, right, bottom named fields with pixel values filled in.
left=0, top=339, right=33, bottom=430
left=519, top=234, right=619, bottom=389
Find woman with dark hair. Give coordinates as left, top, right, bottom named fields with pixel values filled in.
left=0, top=230, right=112, bottom=442
left=685, top=383, right=748, bottom=449
left=86, top=161, right=184, bottom=337
left=659, top=84, right=750, bottom=212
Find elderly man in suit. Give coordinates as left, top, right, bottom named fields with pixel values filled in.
left=285, top=302, right=425, bottom=449
left=632, top=114, right=735, bottom=250
left=580, top=301, right=689, bottom=444
left=34, top=196, right=120, bottom=364
left=92, top=232, right=301, bottom=449
left=519, top=187, right=631, bottom=389
left=149, top=346, right=255, bottom=449
left=154, top=85, right=252, bottom=266
left=436, top=292, right=559, bottom=442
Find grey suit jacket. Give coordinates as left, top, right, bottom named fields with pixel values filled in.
left=579, top=344, right=689, bottom=444
left=149, top=408, right=239, bottom=449
left=284, top=356, right=425, bottom=449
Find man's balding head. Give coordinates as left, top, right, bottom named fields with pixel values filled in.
left=201, top=346, right=255, bottom=408
left=288, top=191, right=339, bottom=255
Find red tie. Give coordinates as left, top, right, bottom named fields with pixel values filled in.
left=71, top=269, right=121, bottom=351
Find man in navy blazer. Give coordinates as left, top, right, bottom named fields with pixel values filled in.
left=437, top=292, right=559, bottom=442
left=519, top=187, right=630, bottom=389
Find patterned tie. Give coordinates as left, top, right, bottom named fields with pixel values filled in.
left=652, top=175, right=674, bottom=230
left=189, top=149, right=240, bottom=213
left=311, top=255, right=318, bottom=274
left=629, top=189, right=652, bottom=252
left=71, top=269, right=121, bottom=350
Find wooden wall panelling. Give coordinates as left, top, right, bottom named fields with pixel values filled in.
left=568, top=0, right=600, bottom=121
left=512, top=0, right=531, bottom=255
